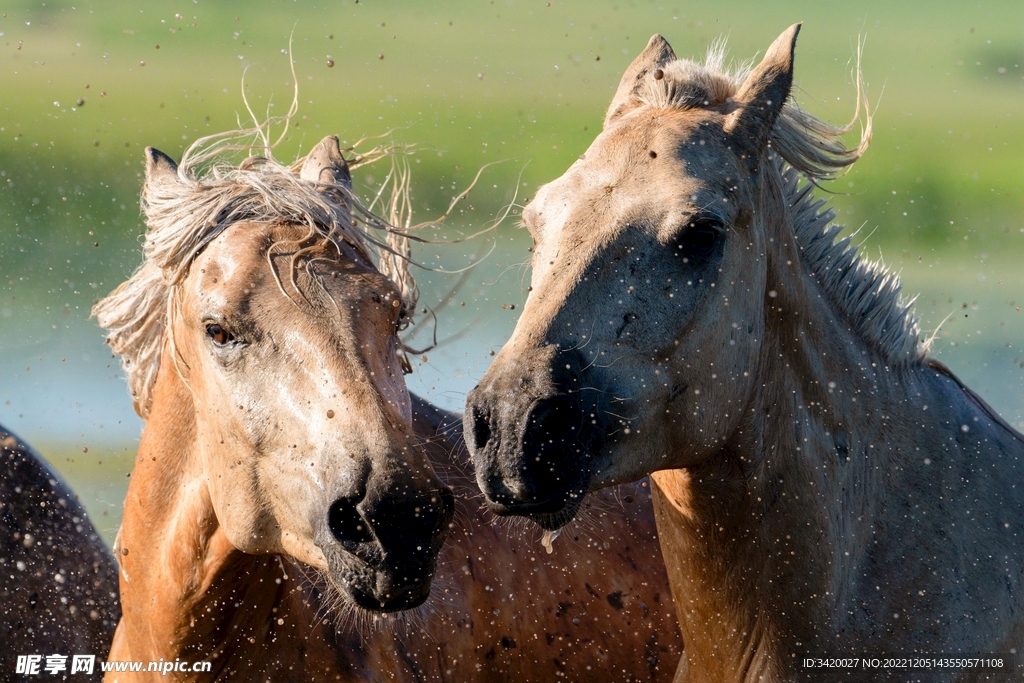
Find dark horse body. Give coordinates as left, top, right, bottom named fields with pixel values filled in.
left=1, top=425, right=120, bottom=676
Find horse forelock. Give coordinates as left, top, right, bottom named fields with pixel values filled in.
left=628, top=43, right=915, bottom=363
left=632, top=40, right=872, bottom=183
left=633, top=40, right=744, bottom=111
left=93, top=143, right=418, bottom=418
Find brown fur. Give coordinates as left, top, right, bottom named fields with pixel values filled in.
left=466, top=26, right=1024, bottom=682
left=107, top=383, right=681, bottom=682
left=100, top=138, right=681, bottom=681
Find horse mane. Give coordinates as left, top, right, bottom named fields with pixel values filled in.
left=93, top=135, right=419, bottom=418
left=780, top=166, right=924, bottom=363
left=633, top=43, right=925, bottom=365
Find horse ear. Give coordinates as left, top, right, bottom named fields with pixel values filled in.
left=301, top=135, right=352, bottom=191
left=604, top=34, right=677, bottom=128
left=145, top=147, right=178, bottom=181
left=724, top=23, right=801, bottom=160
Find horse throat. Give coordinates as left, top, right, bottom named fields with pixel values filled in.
left=650, top=233, right=909, bottom=681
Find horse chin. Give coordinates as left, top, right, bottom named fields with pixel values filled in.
left=321, top=548, right=438, bottom=618
left=487, top=466, right=593, bottom=531
left=529, top=501, right=584, bottom=531
left=323, top=564, right=433, bottom=614
left=343, top=581, right=430, bottom=613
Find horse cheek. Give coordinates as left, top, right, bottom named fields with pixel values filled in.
left=666, top=275, right=762, bottom=463
left=699, top=243, right=767, bottom=440
left=196, top=398, right=278, bottom=553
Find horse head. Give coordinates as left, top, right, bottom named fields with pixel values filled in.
left=465, top=25, right=871, bottom=528
left=99, top=136, right=453, bottom=612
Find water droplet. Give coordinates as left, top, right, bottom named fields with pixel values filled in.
left=541, top=528, right=561, bottom=554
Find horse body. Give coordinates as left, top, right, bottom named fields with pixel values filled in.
left=650, top=305, right=1024, bottom=681
left=99, top=136, right=681, bottom=681
left=1, top=426, right=121, bottom=673
left=466, top=25, right=1024, bottom=681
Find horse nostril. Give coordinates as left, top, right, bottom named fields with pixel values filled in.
left=524, top=396, right=584, bottom=454
left=482, top=473, right=515, bottom=505
left=328, top=496, right=374, bottom=545
left=515, top=395, right=586, bottom=503
left=470, top=404, right=492, bottom=452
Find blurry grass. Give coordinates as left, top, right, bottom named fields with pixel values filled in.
left=3, top=0, right=1022, bottom=355
left=2, top=0, right=1023, bottom=544
left=2, top=0, right=1022, bottom=244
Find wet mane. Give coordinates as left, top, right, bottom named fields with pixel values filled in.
left=635, top=44, right=923, bottom=364
left=93, top=139, right=418, bottom=418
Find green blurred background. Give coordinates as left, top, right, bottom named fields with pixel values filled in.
left=1, top=0, right=1023, bottom=545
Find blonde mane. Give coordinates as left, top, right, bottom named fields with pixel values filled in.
left=634, top=44, right=923, bottom=364
left=93, top=137, right=418, bottom=418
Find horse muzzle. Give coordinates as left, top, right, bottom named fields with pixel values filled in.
left=466, top=388, right=597, bottom=529
left=322, top=484, right=455, bottom=612
left=345, top=570, right=433, bottom=613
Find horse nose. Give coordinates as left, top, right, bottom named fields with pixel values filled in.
left=466, top=346, right=593, bottom=512
left=328, top=484, right=454, bottom=550
left=466, top=388, right=589, bottom=512
left=468, top=401, right=492, bottom=452
left=465, top=389, right=513, bottom=503
left=327, top=482, right=454, bottom=610
left=362, top=485, right=454, bottom=554
left=361, top=485, right=455, bottom=608
left=327, top=493, right=375, bottom=546
left=515, top=395, right=585, bottom=506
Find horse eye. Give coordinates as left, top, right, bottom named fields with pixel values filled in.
left=677, top=220, right=723, bottom=258
left=206, top=324, right=234, bottom=346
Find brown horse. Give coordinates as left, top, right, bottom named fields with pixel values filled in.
left=466, top=25, right=1024, bottom=681
left=95, top=135, right=681, bottom=681
left=1, top=425, right=120, bottom=675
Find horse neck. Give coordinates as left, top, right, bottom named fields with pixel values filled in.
left=750, top=208, right=930, bottom=575
left=652, top=219, right=925, bottom=680
left=112, top=349, right=334, bottom=673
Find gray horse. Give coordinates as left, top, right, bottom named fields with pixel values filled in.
left=466, top=24, right=1024, bottom=682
